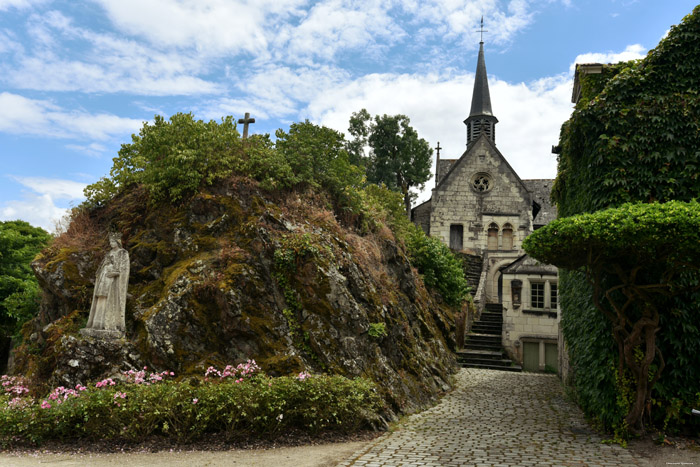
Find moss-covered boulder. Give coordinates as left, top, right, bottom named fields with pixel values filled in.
left=14, top=177, right=457, bottom=415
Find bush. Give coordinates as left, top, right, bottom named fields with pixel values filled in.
left=0, top=364, right=382, bottom=447
left=405, top=227, right=470, bottom=307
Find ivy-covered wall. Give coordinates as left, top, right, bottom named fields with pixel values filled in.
left=554, top=5, right=700, bottom=432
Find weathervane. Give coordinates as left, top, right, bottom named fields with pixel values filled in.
left=476, top=16, right=487, bottom=43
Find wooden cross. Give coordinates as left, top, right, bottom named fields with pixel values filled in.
left=238, top=112, right=256, bottom=139
left=435, top=142, right=442, bottom=158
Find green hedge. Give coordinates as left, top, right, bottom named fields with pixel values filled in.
left=0, top=370, right=382, bottom=447
left=553, top=5, right=700, bottom=435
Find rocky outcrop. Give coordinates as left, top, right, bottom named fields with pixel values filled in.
left=17, top=178, right=458, bottom=415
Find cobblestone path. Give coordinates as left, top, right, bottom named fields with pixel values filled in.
left=340, top=368, right=647, bottom=467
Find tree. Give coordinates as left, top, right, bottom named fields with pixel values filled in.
left=0, top=221, right=51, bottom=337
left=523, top=201, right=700, bottom=433
left=274, top=120, right=363, bottom=195
left=84, top=113, right=243, bottom=206
left=348, top=109, right=432, bottom=216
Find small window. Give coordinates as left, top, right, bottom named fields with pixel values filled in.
left=531, top=282, right=544, bottom=309
left=550, top=283, right=558, bottom=309
left=501, top=223, right=513, bottom=250
left=487, top=223, right=498, bottom=250
left=450, top=224, right=463, bottom=250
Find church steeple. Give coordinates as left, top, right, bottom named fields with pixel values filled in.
left=464, top=32, right=498, bottom=147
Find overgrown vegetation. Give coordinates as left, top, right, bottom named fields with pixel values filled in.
left=347, top=109, right=433, bottom=215
left=524, top=201, right=700, bottom=433
left=81, top=113, right=467, bottom=307
left=0, top=363, right=382, bottom=446
left=551, top=5, right=700, bottom=436
left=0, top=221, right=51, bottom=347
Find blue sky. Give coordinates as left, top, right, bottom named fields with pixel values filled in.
left=1, top=0, right=697, bottom=231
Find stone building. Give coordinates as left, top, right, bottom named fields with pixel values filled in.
left=411, top=40, right=558, bottom=372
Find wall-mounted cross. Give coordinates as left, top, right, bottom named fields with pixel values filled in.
left=238, top=112, right=256, bottom=139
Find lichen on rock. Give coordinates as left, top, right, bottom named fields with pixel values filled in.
left=15, top=177, right=459, bottom=417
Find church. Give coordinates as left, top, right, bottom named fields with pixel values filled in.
left=411, top=40, right=559, bottom=372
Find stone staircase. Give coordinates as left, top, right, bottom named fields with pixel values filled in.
left=457, top=303, right=522, bottom=372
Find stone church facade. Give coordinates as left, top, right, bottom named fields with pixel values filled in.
left=411, top=41, right=559, bottom=372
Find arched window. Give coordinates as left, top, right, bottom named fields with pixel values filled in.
left=487, top=223, right=499, bottom=250
left=501, top=223, right=513, bottom=250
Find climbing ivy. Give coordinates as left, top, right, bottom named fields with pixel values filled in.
left=551, top=5, right=700, bottom=435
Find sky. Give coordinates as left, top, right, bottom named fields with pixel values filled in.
left=0, top=0, right=697, bottom=232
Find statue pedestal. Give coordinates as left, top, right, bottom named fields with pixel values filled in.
left=79, top=328, right=124, bottom=340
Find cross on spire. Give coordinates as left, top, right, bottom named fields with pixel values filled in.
left=238, top=112, right=256, bottom=139
left=435, top=142, right=442, bottom=158
left=476, top=16, right=487, bottom=43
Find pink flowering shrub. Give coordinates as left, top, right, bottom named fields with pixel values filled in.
left=122, top=367, right=175, bottom=385
left=0, top=368, right=382, bottom=447
left=204, top=360, right=261, bottom=382
left=1, top=375, right=30, bottom=397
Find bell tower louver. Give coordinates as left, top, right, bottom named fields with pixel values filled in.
left=464, top=40, right=498, bottom=147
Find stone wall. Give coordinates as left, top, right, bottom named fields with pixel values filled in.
left=500, top=270, right=558, bottom=369
left=430, top=136, right=533, bottom=255
left=411, top=200, right=431, bottom=235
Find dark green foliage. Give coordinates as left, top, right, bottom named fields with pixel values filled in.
left=551, top=5, right=700, bottom=435
left=0, top=221, right=51, bottom=336
left=348, top=109, right=432, bottom=215
left=523, top=201, right=700, bottom=270
left=559, top=270, right=622, bottom=429
left=275, top=120, right=363, bottom=195
left=406, top=227, right=470, bottom=307
left=554, top=7, right=700, bottom=215
left=85, top=113, right=244, bottom=206
left=524, top=202, right=700, bottom=431
left=0, top=375, right=382, bottom=446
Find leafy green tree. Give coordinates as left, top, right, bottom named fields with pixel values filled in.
left=0, top=221, right=51, bottom=336
left=523, top=201, right=700, bottom=433
left=84, top=113, right=243, bottom=206
left=348, top=109, right=432, bottom=216
left=274, top=120, right=363, bottom=195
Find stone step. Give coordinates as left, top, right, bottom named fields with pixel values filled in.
left=459, top=357, right=517, bottom=367
left=466, top=333, right=501, bottom=343
left=463, top=342, right=503, bottom=352
left=457, top=349, right=503, bottom=360
left=459, top=362, right=522, bottom=372
left=478, top=315, right=502, bottom=323
left=471, top=328, right=501, bottom=336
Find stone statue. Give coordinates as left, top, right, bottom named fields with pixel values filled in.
left=81, top=233, right=129, bottom=339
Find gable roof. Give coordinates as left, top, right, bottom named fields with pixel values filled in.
left=435, top=132, right=529, bottom=194
left=500, top=254, right=557, bottom=275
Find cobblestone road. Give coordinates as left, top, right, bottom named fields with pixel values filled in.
left=340, top=368, right=647, bottom=467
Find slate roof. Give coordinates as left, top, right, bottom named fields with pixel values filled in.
left=522, top=179, right=557, bottom=227
left=500, top=254, right=557, bottom=276
left=469, top=42, right=494, bottom=117
left=437, top=159, right=457, bottom=185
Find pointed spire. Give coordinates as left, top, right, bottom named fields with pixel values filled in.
left=469, top=42, right=494, bottom=118
left=464, top=25, right=498, bottom=147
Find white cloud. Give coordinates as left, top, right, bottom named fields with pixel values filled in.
left=570, top=44, right=646, bottom=72
left=0, top=0, right=47, bottom=11
left=286, top=68, right=571, bottom=202
left=92, top=0, right=306, bottom=56
left=3, top=11, right=223, bottom=95
left=65, top=142, right=109, bottom=158
left=1, top=177, right=87, bottom=232
left=0, top=92, right=143, bottom=140
left=275, top=0, right=406, bottom=62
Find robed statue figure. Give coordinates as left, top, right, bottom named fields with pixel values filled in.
left=81, top=232, right=129, bottom=338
